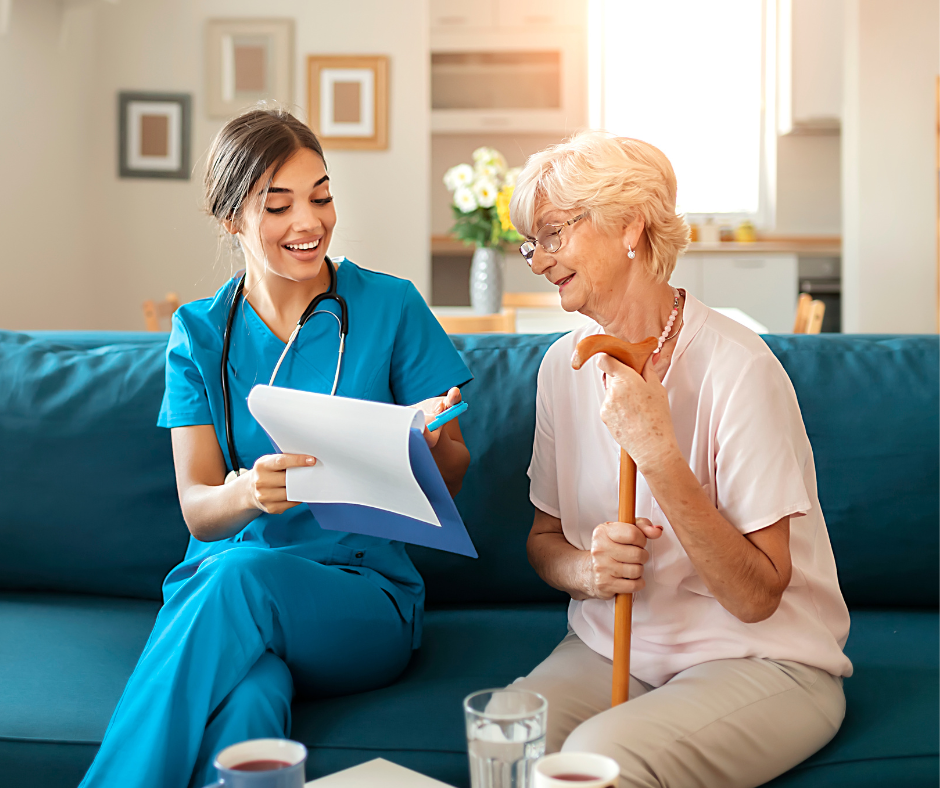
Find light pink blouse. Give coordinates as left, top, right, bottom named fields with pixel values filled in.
left=528, top=294, right=852, bottom=687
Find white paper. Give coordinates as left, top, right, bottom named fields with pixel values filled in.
left=305, top=758, right=454, bottom=787
left=247, top=385, right=441, bottom=527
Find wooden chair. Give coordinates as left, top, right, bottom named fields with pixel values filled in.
left=436, top=309, right=516, bottom=334
left=502, top=292, right=560, bottom=309
left=142, top=292, right=181, bottom=332
left=793, top=292, right=826, bottom=334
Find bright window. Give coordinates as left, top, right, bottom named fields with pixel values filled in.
left=588, top=0, right=765, bottom=216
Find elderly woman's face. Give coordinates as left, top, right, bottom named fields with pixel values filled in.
left=529, top=201, right=637, bottom=316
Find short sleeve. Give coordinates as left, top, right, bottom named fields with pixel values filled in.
left=156, top=312, right=213, bottom=428
left=715, top=352, right=812, bottom=534
left=527, top=353, right=561, bottom=518
left=389, top=281, right=473, bottom=405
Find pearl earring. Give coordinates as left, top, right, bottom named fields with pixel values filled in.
left=627, top=244, right=636, bottom=260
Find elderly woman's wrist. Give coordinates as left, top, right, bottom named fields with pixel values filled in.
left=637, top=443, right=684, bottom=481
left=572, top=549, right=596, bottom=600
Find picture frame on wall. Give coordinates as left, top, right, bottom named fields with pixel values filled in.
left=205, top=19, right=294, bottom=118
left=118, top=92, right=192, bottom=180
left=307, top=55, right=389, bottom=150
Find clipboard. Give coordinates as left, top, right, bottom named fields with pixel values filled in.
left=308, top=427, right=476, bottom=557
left=247, top=385, right=477, bottom=558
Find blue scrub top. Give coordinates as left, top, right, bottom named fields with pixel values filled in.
left=157, top=258, right=473, bottom=648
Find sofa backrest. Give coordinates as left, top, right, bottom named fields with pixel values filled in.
left=760, top=335, right=938, bottom=608
left=0, top=329, right=936, bottom=609
left=0, top=331, right=188, bottom=600
left=420, top=333, right=939, bottom=609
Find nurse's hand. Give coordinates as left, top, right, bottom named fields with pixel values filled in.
left=244, top=453, right=317, bottom=515
left=587, top=518, right=663, bottom=600
left=416, top=387, right=462, bottom=449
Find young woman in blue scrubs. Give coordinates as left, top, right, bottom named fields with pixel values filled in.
left=80, top=108, right=472, bottom=788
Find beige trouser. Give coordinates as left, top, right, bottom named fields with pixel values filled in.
left=512, top=631, right=845, bottom=788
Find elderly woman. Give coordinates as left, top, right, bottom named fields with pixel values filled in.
left=508, top=131, right=852, bottom=788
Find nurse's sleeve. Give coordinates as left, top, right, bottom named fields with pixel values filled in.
left=156, top=312, right=214, bottom=428
left=527, top=354, right=561, bottom=518
left=389, top=281, right=473, bottom=406
left=714, top=352, right=813, bottom=535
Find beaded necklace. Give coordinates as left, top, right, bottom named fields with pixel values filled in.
left=652, top=288, right=683, bottom=355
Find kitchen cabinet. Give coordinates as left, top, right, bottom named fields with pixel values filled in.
left=430, top=0, right=495, bottom=30
left=430, top=30, right=586, bottom=133
left=777, top=0, right=842, bottom=134
left=671, top=253, right=798, bottom=334
left=431, top=0, right=564, bottom=32
left=429, top=0, right=586, bottom=132
left=496, top=0, right=564, bottom=28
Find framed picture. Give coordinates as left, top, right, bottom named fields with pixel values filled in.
left=118, top=92, right=191, bottom=180
left=205, top=19, right=294, bottom=118
left=307, top=55, right=389, bottom=150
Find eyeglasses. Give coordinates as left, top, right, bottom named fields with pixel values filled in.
left=519, top=213, right=587, bottom=265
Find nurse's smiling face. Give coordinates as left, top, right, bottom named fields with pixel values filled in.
left=234, top=147, right=337, bottom=285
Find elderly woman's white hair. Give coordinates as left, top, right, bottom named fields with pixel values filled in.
left=509, top=130, right=690, bottom=282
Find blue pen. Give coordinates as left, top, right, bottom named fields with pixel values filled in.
left=426, top=401, right=469, bottom=432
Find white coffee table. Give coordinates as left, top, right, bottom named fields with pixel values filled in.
left=305, top=758, right=455, bottom=787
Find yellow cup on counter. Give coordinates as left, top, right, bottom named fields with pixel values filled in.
left=734, top=220, right=757, bottom=243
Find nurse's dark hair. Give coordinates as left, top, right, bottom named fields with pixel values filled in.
left=204, top=105, right=326, bottom=226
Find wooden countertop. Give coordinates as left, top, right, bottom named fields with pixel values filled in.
left=431, top=235, right=841, bottom=256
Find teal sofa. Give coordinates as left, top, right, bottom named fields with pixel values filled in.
left=0, top=330, right=936, bottom=788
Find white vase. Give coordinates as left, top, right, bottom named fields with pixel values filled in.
left=469, top=246, right=504, bottom=315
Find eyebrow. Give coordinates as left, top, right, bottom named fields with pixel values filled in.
left=267, top=175, right=330, bottom=195
left=534, top=212, right=560, bottom=231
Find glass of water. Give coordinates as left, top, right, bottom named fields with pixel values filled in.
left=464, top=688, right=548, bottom=788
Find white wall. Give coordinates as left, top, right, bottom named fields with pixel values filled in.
left=842, top=0, right=939, bottom=333
left=0, top=1, right=98, bottom=329
left=774, top=134, right=841, bottom=235
left=0, top=0, right=430, bottom=331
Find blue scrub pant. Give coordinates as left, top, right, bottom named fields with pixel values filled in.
left=79, top=547, right=413, bottom=788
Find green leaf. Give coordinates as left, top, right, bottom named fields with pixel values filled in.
left=448, top=203, right=504, bottom=248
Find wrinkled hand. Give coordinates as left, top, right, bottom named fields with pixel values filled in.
left=415, top=387, right=462, bottom=449
left=244, top=453, right=317, bottom=514
left=596, top=354, right=680, bottom=475
left=587, top=518, right=663, bottom=599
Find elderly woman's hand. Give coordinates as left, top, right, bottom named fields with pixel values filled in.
left=587, top=518, right=663, bottom=599
left=596, top=354, right=681, bottom=476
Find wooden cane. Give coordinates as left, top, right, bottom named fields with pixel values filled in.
left=572, top=334, right=658, bottom=707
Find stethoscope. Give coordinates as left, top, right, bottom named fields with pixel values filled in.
left=221, top=255, right=348, bottom=477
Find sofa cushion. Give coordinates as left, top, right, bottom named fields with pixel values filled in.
left=0, top=592, right=567, bottom=788
left=2, top=593, right=935, bottom=788
left=0, top=592, right=159, bottom=788
left=0, top=331, right=188, bottom=600
left=762, top=335, right=939, bottom=609
left=764, top=610, right=940, bottom=787
left=0, top=593, right=160, bottom=743
left=296, top=608, right=940, bottom=787
left=409, top=333, right=569, bottom=606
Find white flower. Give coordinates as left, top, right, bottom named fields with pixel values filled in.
left=476, top=163, right=503, bottom=182
left=454, top=186, right=478, bottom=213
left=473, top=178, right=498, bottom=208
left=443, top=163, right=474, bottom=191
left=504, top=166, right=522, bottom=188
left=472, top=146, right=508, bottom=172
